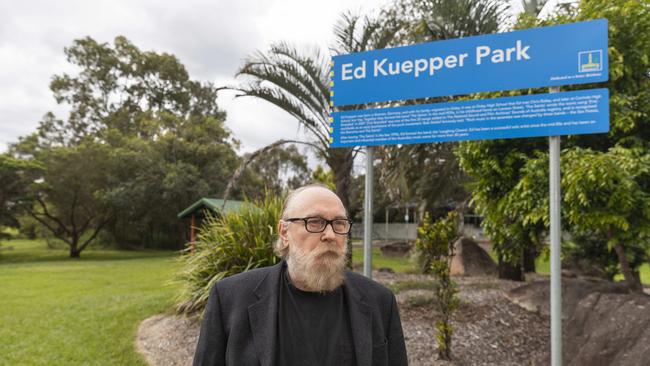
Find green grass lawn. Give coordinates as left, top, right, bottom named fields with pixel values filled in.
left=0, top=239, right=182, bottom=365
left=534, top=255, right=650, bottom=284
left=351, top=246, right=413, bottom=273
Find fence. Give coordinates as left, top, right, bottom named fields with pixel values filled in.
left=351, top=223, right=418, bottom=241
left=351, top=222, right=487, bottom=243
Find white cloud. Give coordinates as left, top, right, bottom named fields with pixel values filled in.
left=0, top=0, right=387, bottom=157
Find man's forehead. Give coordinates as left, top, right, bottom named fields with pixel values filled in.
left=286, top=187, right=346, bottom=216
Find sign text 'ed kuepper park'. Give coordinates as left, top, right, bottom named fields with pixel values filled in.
left=328, top=19, right=609, bottom=147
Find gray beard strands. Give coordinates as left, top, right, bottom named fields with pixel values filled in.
left=287, top=241, right=348, bottom=293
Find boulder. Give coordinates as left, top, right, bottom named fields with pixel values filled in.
left=379, top=241, right=412, bottom=257
left=507, top=278, right=650, bottom=366
left=564, top=292, right=650, bottom=366
left=506, top=277, right=628, bottom=317
left=449, top=236, right=497, bottom=276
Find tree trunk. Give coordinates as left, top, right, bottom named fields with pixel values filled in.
left=70, top=245, right=80, bottom=258
left=331, top=153, right=353, bottom=211
left=329, top=148, right=354, bottom=269
left=498, top=255, right=524, bottom=281
left=613, top=243, right=643, bottom=293
left=523, top=245, right=537, bottom=273
left=69, top=234, right=83, bottom=258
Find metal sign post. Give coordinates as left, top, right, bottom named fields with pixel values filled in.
left=549, top=87, right=562, bottom=366
left=363, top=146, right=374, bottom=278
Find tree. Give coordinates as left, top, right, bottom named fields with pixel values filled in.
left=457, top=0, right=650, bottom=286
left=457, top=138, right=548, bottom=280
left=393, top=0, right=507, bottom=43
left=0, top=154, right=42, bottom=242
left=11, top=36, right=240, bottom=250
left=236, top=145, right=310, bottom=199
left=42, top=36, right=225, bottom=145
left=21, top=142, right=115, bottom=257
left=377, top=142, right=470, bottom=222
left=503, top=147, right=650, bottom=292
left=311, top=165, right=336, bottom=191
left=233, top=11, right=401, bottom=209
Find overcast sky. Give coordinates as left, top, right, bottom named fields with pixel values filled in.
left=0, top=0, right=560, bottom=162
left=0, top=0, right=393, bottom=157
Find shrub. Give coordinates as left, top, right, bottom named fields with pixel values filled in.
left=412, top=211, right=459, bottom=274
left=175, top=193, right=282, bottom=314
left=415, top=211, right=460, bottom=361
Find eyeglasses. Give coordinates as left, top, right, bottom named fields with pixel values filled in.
left=284, top=217, right=353, bottom=235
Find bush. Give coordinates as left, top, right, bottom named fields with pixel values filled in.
left=412, top=211, right=460, bottom=274
left=175, top=193, right=282, bottom=314
left=414, top=211, right=460, bottom=361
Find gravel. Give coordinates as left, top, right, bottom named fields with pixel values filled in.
left=136, top=272, right=550, bottom=365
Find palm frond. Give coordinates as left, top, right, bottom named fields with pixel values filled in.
left=232, top=85, right=328, bottom=146
left=238, top=60, right=327, bottom=131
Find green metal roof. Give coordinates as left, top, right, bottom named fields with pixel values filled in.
left=177, top=198, right=248, bottom=219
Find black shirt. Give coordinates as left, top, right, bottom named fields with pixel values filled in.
left=277, top=263, right=356, bottom=366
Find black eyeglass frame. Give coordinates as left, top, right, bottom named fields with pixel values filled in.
left=284, top=216, right=353, bottom=235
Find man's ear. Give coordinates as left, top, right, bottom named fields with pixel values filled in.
left=278, top=221, right=288, bottom=243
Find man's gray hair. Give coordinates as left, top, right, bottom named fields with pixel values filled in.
left=273, top=183, right=341, bottom=258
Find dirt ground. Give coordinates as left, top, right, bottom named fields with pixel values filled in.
left=136, top=272, right=550, bottom=366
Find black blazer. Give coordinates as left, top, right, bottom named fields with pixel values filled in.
left=193, top=261, right=408, bottom=366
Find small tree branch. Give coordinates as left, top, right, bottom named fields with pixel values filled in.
left=221, top=139, right=322, bottom=208
left=34, top=196, right=70, bottom=236
left=78, top=217, right=111, bottom=253
left=26, top=210, right=73, bottom=246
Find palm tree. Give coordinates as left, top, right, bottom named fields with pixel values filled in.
left=398, top=0, right=507, bottom=42
left=232, top=11, right=401, bottom=211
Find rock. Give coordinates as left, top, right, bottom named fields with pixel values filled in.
left=379, top=241, right=412, bottom=257
left=564, top=292, right=650, bottom=366
left=561, top=269, right=578, bottom=278
left=449, top=236, right=497, bottom=276
left=507, top=278, right=650, bottom=366
left=505, top=277, right=628, bottom=317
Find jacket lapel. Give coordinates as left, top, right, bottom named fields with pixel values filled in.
left=248, top=262, right=283, bottom=366
left=344, top=273, right=373, bottom=366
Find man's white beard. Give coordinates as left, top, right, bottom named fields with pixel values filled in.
left=286, top=240, right=348, bottom=293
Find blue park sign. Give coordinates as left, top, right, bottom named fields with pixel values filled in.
left=330, top=19, right=608, bottom=107
left=328, top=19, right=609, bottom=147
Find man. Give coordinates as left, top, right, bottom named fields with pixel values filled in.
left=193, top=184, right=408, bottom=366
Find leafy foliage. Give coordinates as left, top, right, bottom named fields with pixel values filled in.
left=236, top=145, right=310, bottom=199
left=414, top=211, right=460, bottom=360
left=0, top=155, right=42, bottom=242
left=393, top=0, right=508, bottom=43
left=456, top=0, right=650, bottom=285
left=234, top=11, right=401, bottom=211
left=19, top=142, right=118, bottom=257
left=175, top=193, right=282, bottom=314
left=10, top=36, right=241, bottom=250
